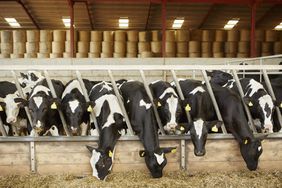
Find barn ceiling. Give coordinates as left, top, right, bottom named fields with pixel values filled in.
left=0, top=0, right=281, bottom=30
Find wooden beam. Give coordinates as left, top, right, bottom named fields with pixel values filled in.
left=17, top=0, right=40, bottom=29
left=197, top=3, right=216, bottom=29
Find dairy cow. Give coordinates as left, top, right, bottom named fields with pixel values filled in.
left=119, top=80, right=176, bottom=178
left=86, top=81, right=127, bottom=180
left=18, top=71, right=45, bottom=96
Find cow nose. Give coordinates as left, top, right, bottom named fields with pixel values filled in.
left=194, top=150, right=206, bottom=156
left=7, top=117, right=16, bottom=123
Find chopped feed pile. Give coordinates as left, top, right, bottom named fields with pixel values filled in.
left=0, top=170, right=281, bottom=188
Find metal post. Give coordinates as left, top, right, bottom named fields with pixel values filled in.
left=108, top=70, right=135, bottom=135
left=140, top=70, right=166, bottom=135
left=0, top=118, right=7, bottom=137
left=201, top=70, right=227, bottom=134
left=43, top=71, right=71, bottom=136
left=262, top=69, right=282, bottom=130
left=161, top=0, right=167, bottom=57
left=180, top=139, right=186, bottom=170
left=250, top=2, right=257, bottom=58
left=171, top=70, right=192, bottom=124
left=30, top=141, right=36, bottom=173
left=231, top=69, right=257, bottom=133
left=75, top=71, right=100, bottom=135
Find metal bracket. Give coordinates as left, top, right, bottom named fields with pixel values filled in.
left=30, top=141, right=36, bottom=173
left=180, top=139, right=186, bottom=170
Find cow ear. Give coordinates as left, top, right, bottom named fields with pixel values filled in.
left=153, top=99, right=162, bottom=107
left=161, top=147, right=177, bottom=154
left=86, top=145, right=96, bottom=153
left=86, top=101, right=95, bottom=112
left=139, top=150, right=147, bottom=157
left=206, top=120, right=223, bottom=132
left=14, top=98, right=28, bottom=107
left=0, top=102, right=6, bottom=111
left=243, top=97, right=254, bottom=107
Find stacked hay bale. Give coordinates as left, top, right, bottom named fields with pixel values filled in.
left=138, top=31, right=152, bottom=58
left=51, top=30, right=65, bottom=58
left=165, top=30, right=176, bottom=57
left=255, top=30, right=264, bottom=56
left=101, top=31, right=113, bottom=58
left=89, top=31, right=102, bottom=58
left=237, top=29, right=250, bottom=58
left=25, top=30, right=39, bottom=58
left=189, top=30, right=202, bottom=57
left=224, top=30, right=239, bottom=58
left=176, top=30, right=189, bottom=57
left=262, top=30, right=277, bottom=56
left=151, top=30, right=161, bottom=57
left=38, top=30, right=52, bottom=58
left=202, top=30, right=214, bottom=57
left=64, top=30, right=77, bottom=58
left=126, top=31, right=138, bottom=57
left=114, top=30, right=126, bottom=58
left=11, top=30, right=26, bottom=58
left=77, top=31, right=90, bottom=58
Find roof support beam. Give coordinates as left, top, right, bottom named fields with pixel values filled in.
left=17, top=0, right=40, bottom=29
left=74, top=0, right=94, bottom=30
left=145, top=1, right=152, bottom=30
left=197, top=3, right=216, bottom=29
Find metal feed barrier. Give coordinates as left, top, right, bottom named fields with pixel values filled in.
left=0, top=58, right=281, bottom=173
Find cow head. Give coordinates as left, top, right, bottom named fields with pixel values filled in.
left=239, top=135, right=266, bottom=171
left=207, top=70, right=233, bottom=86
left=139, top=147, right=176, bottom=178
left=19, top=71, right=45, bottom=94
left=86, top=145, right=113, bottom=180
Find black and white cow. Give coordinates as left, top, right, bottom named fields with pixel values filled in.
left=119, top=80, right=176, bottom=178
left=60, top=79, right=95, bottom=136
left=86, top=81, right=127, bottom=180
left=208, top=70, right=276, bottom=133
left=18, top=71, right=45, bottom=96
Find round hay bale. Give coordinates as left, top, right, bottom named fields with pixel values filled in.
left=189, top=52, right=201, bottom=57
left=255, top=41, right=262, bottom=56
left=127, top=31, right=138, bottom=42
left=26, top=30, right=39, bottom=42
left=224, top=42, right=238, bottom=53
left=140, top=51, right=153, bottom=58
left=65, top=41, right=77, bottom=53
left=165, top=42, right=176, bottom=53
left=10, top=54, right=24, bottom=58
left=175, top=30, right=189, bottom=42
left=151, top=41, right=161, bottom=53
left=215, top=30, right=226, bottom=42
left=138, top=42, right=150, bottom=53
left=227, top=30, right=239, bottom=42
left=237, top=53, right=249, bottom=58
left=66, top=30, right=77, bottom=41
left=240, top=30, right=250, bottom=41
left=40, top=30, right=52, bottom=42
left=90, top=31, right=102, bottom=42
left=126, top=53, right=137, bottom=58
left=201, top=42, right=212, bottom=53
left=176, top=42, right=188, bottom=53
left=152, top=30, right=161, bottom=41
left=52, top=42, right=64, bottom=53
left=189, top=41, right=201, bottom=53
left=262, top=42, right=273, bottom=53
left=50, top=53, right=63, bottom=58
left=165, top=30, right=175, bottom=42
left=63, top=52, right=71, bottom=58
left=90, top=42, right=102, bottom=53
left=190, top=30, right=202, bottom=41
left=114, top=41, right=126, bottom=53
left=103, top=31, right=113, bottom=41
left=37, top=53, right=49, bottom=58
left=24, top=53, right=37, bottom=58
left=274, top=41, right=282, bottom=54
left=1, top=30, right=12, bottom=43
left=0, top=53, right=10, bottom=58
left=53, top=30, right=66, bottom=41
left=100, top=52, right=113, bottom=58
left=0, top=42, right=13, bottom=54
left=225, top=53, right=236, bottom=58
left=261, top=52, right=272, bottom=56
left=113, top=52, right=125, bottom=58
left=201, top=52, right=212, bottom=58
left=127, top=42, right=137, bottom=53
left=139, top=31, right=151, bottom=42
left=77, top=41, right=89, bottom=53
left=265, top=30, right=277, bottom=42
left=13, top=42, right=26, bottom=54
left=102, top=41, right=113, bottom=53
left=238, top=41, right=250, bottom=53
left=39, top=42, right=52, bottom=53
left=213, top=52, right=224, bottom=58
left=79, top=31, right=90, bottom=42
left=114, top=30, right=126, bottom=41
left=88, top=52, right=100, bottom=58
left=255, top=30, right=265, bottom=42
left=165, top=52, right=175, bottom=57
left=26, top=42, right=39, bottom=53
left=13, top=30, right=26, bottom=43
left=213, top=42, right=224, bottom=53
left=176, top=53, right=188, bottom=57
left=202, top=30, right=215, bottom=42
left=76, top=52, right=88, bottom=58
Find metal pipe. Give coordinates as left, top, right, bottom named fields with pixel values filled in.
left=201, top=70, right=227, bottom=134
left=75, top=71, right=100, bottom=135
left=43, top=71, right=71, bottom=136
left=17, top=0, right=40, bottom=29
left=0, top=118, right=7, bottom=137
left=231, top=69, right=257, bottom=133
left=108, top=70, right=135, bottom=135
left=139, top=70, right=166, bottom=135
left=250, top=2, right=257, bottom=58
left=30, top=141, right=36, bottom=173
left=180, top=139, right=186, bottom=170
left=161, top=0, right=167, bottom=57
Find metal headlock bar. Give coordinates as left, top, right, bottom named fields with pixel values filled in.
left=231, top=69, right=257, bottom=133
left=75, top=71, right=100, bottom=135
left=108, top=70, right=134, bottom=135
left=0, top=117, right=7, bottom=137
left=43, top=71, right=71, bottom=136
left=139, top=70, right=166, bottom=135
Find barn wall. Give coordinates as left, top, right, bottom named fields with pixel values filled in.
left=0, top=138, right=281, bottom=175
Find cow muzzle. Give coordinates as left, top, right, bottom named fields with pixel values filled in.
left=71, top=126, right=80, bottom=135
left=262, top=125, right=273, bottom=133
left=164, top=123, right=178, bottom=134
left=7, top=117, right=17, bottom=124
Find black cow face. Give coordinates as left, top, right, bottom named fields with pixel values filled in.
left=139, top=147, right=176, bottom=178
left=239, top=137, right=264, bottom=171
left=86, top=145, right=113, bottom=180
left=207, top=70, right=233, bottom=86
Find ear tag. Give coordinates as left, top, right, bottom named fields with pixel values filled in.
left=171, top=149, right=177, bottom=153
left=87, top=105, right=93, bottom=112
left=185, top=104, right=191, bottom=112
left=248, top=102, right=253, bottom=107
left=211, top=125, right=218, bottom=132
left=0, top=106, right=3, bottom=111
left=180, top=126, right=185, bottom=131
left=280, top=103, right=282, bottom=108
left=157, top=102, right=162, bottom=107
left=140, top=151, right=145, bottom=157
left=51, top=102, right=57, bottom=109
left=244, top=140, right=248, bottom=144
left=109, top=150, right=113, bottom=158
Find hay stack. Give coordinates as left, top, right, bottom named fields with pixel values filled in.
left=225, top=42, right=238, bottom=57
left=25, top=30, right=39, bottom=58
left=140, top=51, right=153, bottom=58
left=51, top=30, right=65, bottom=58
left=114, top=31, right=126, bottom=58
left=274, top=41, right=282, bottom=54
left=215, top=30, right=226, bottom=42
left=175, top=30, right=189, bottom=42
left=101, top=31, right=113, bottom=57
left=190, top=30, right=202, bottom=41
left=227, top=30, right=239, bottom=42
left=152, top=30, right=161, bottom=42
left=0, top=30, right=13, bottom=58
left=176, top=30, right=189, bottom=57
left=189, top=41, right=201, bottom=57
left=262, top=42, right=273, bottom=54
left=255, top=30, right=265, bottom=42
left=91, top=31, right=102, bottom=42
left=127, top=31, right=138, bottom=42
left=126, top=31, right=138, bottom=57
left=89, top=31, right=102, bottom=58
left=201, top=42, right=212, bottom=57
left=66, top=30, right=78, bottom=41
left=213, top=42, right=224, bottom=57
left=202, top=30, right=215, bottom=42
left=38, top=30, right=52, bottom=58
left=12, top=30, right=26, bottom=58
left=265, top=30, right=277, bottom=42
left=139, top=31, right=151, bottom=42
left=240, top=30, right=250, bottom=42
left=238, top=41, right=250, bottom=57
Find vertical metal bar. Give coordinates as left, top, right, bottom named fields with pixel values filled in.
left=69, top=0, right=75, bottom=58
left=0, top=118, right=7, bottom=137
left=201, top=70, right=227, bottom=134
left=259, top=58, right=263, bottom=83
left=139, top=70, right=166, bottom=135
left=171, top=70, right=192, bottom=124
left=30, top=141, right=36, bottom=173
left=250, top=2, right=257, bottom=58
left=180, top=139, right=186, bottom=170
left=108, top=70, right=134, bottom=135
left=231, top=69, right=257, bottom=133
left=262, top=69, right=282, bottom=131
left=161, top=0, right=167, bottom=57
left=192, top=70, right=196, bottom=79
left=43, top=71, right=71, bottom=136
left=75, top=71, right=100, bottom=135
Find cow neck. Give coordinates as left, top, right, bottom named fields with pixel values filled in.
left=98, top=127, right=120, bottom=151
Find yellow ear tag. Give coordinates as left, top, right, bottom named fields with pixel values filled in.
left=51, top=102, right=57, bottom=109
left=211, top=125, right=218, bottom=132
left=248, top=102, right=253, bottom=107
left=244, top=140, right=248, bottom=144
left=87, top=105, right=93, bottom=112
left=180, top=126, right=185, bottom=131
left=157, top=102, right=162, bottom=107
left=0, top=106, right=3, bottom=111
left=109, top=150, right=113, bottom=158
left=185, top=104, right=191, bottom=112
left=280, top=103, right=282, bottom=108
left=171, top=149, right=177, bottom=153
left=140, top=151, right=145, bottom=157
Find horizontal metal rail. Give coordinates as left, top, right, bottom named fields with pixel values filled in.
left=226, top=54, right=282, bottom=64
